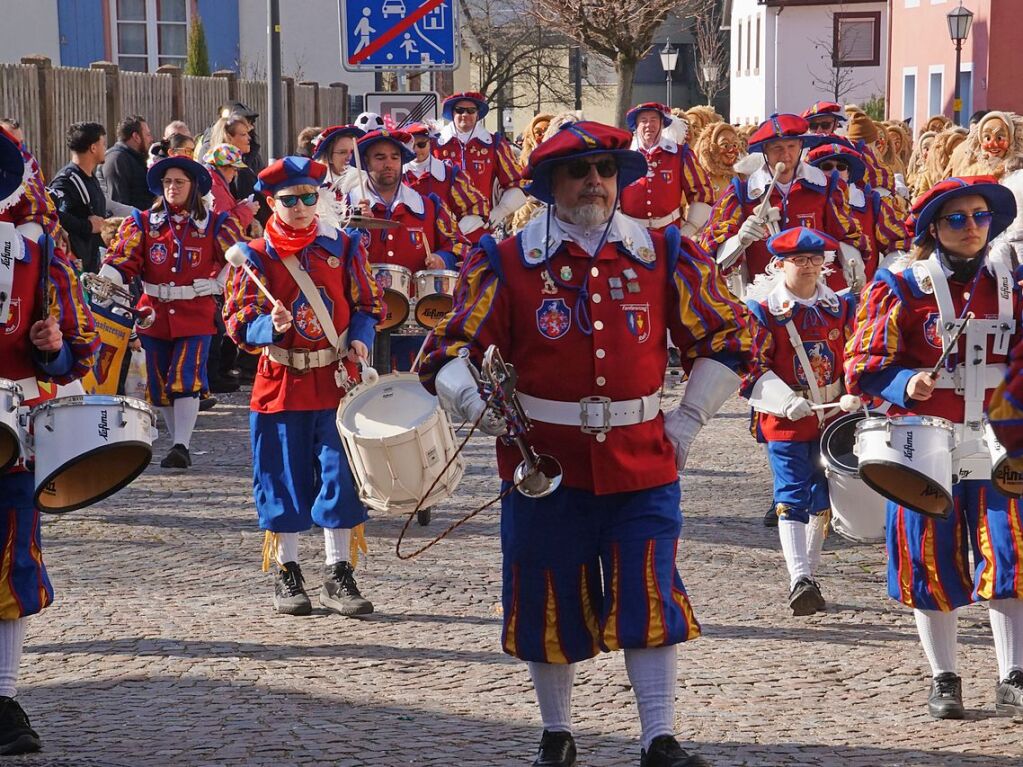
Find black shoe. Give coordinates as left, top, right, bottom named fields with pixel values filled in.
left=160, top=443, right=191, bottom=468
left=640, top=735, right=709, bottom=767
left=198, top=395, right=218, bottom=411
left=763, top=504, right=778, bottom=527
left=319, top=561, right=373, bottom=616
left=532, top=730, right=576, bottom=767
left=274, top=561, right=312, bottom=616
left=0, top=697, right=40, bottom=755
left=788, top=577, right=825, bottom=616
left=995, top=668, right=1023, bottom=716
left=928, top=672, right=965, bottom=719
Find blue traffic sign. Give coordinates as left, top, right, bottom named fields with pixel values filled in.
left=339, top=0, right=459, bottom=72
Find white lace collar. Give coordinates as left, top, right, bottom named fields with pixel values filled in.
left=403, top=156, right=446, bottom=182
left=630, top=133, right=678, bottom=154
left=767, top=279, right=841, bottom=318
left=747, top=161, right=828, bottom=199
left=519, top=210, right=655, bottom=266
left=149, top=207, right=211, bottom=234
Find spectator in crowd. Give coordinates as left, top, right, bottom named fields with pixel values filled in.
left=0, top=118, right=23, bottom=145
left=50, top=122, right=109, bottom=273
left=296, top=126, right=322, bottom=158
left=203, top=143, right=258, bottom=228
left=148, top=133, right=196, bottom=168
left=196, top=101, right=265, bottom=173
left=99, top=115, right=154, bottom=210
left=163, top=120, right=191, bottom=138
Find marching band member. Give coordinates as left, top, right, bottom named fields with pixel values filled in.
left=101, top=156, right=246, bottom=468
left=845, top=176, right=1023, bottom=719
left=311, top=124, right=365, bottom=198
left=620, top=102, right=715, bottom=236
left=699, top=114, right=865, bottom=298
left=806, top=141, right=910, bottom=280
left=0, top=131, right=98, bottom=753
left=223, top=157, right=384, bottom=617
left=403, top=122, right=489, bottom=242
left=988, top=336, right=1023, bottom=479
left=434, top=91, right=527, bottom=232
left=420, top=121, right=751, bottom=767
left=801, top=101, right=846, bottom=136
left=742, top=228, right=857, bottom=615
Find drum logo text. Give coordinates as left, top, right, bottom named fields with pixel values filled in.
left=0, top=239, right=12, bottom=268
left=98, top=409, right=109, bottom=441
left=903, top=431, right=914, bottom=460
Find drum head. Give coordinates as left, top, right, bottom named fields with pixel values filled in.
left=414, top=295, right=453, bottom=329
left=35, top=442, right=152, bottom=514
left=377, top=290, right=410, bottom=331
left=858, top=461, right=952, bottom=519
left=820, top=412, right=863, bottom=475
left=339, top=374, right=438, bottom=438
left=0, top=426, right=19, bottom=474
left=994, top=458, right=1023, bottom=499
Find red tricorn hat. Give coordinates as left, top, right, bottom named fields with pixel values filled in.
left=442, top=91, right=489, bottom=120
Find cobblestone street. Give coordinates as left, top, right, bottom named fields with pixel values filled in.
left=14, top=382, right=1023, bottom=767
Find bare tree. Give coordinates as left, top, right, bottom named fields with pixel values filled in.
left=530, top=0, right=710, bottom=126
left=694, top=0, right=728, bottom=107
left=809, top=9, right=874, bottom=103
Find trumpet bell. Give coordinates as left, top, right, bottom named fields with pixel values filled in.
left=513, top=454, right=563, bottom=499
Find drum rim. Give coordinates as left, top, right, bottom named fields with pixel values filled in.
left=414, top=268, right=459, bottom=278
left=858, top=457, right=953, bottom=519
left=371, top=263, right=413, bottom=276
left=34, top=440, right=153, bottom=514
left=855, top=414, right=956, bottom=433
left=820, top=411, right=865, bottom=477
left=30, top=394, right=156, bottom=417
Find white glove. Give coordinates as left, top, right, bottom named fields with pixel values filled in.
left=487, top=187, right=528, bottom=228
left=762, top=206, right=782, bottom=227
left=738, top=216, right=771, bottom=247
left=458, top=214, right=486, bottom=236
left=894, top=173, right=910, bottom=199
left=781, top=394, right=814, bottom=421
left=191, top=278, right=220, bottom=297
left=664, top=357, right=741, bottom=470
left=838, top=242, right=866, bottom=292
left=434, top=357, right=506, bottom=436
left=679, top=201, right=712, bottom=239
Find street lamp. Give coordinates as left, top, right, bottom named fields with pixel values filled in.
left=659, top=38, right=679, bottom=109
left=701, top=62, right=720, bottom=103
left=946, top=0, right=974, bottom=125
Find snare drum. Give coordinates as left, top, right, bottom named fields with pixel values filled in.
left=0, top=379, right=24, bottom=473
left=987, top=422, right=1023, bottom=499
left=336, top=372, right=463, bottom=512
left=854, top=415, right=955, bottom=519
left=819, top=412, right=888, bottom=542
left=31, top=395, right=156, bottom=513
left=413, top=269, right=458, bottom=329
left=371, top=264, right=412, bottom=331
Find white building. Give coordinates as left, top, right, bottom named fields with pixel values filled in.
left=727, top=0, right=888, bottom=125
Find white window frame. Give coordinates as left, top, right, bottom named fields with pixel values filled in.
left=928, top=64, right=945, bottom=119
left=108, top=0, right=191, bottom=73
left=902, top=66, right=918, bottom=126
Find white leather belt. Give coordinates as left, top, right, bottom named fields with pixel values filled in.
left=630, top=209, right=681, bottom=230
left=143, top=282, right=197, bottom=301
left=263, top=345, right=339, bottom=373
left=920, top=363, right=1007, bottom=392
left=517, top=392, right=661, bottom=434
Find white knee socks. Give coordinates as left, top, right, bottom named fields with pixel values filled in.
left=172, top=396, right=200, bottom=449
left=275, top=532, right=300, bottom=566
left=806, top=514, right=828, bottom=574
left=914, top=608, right=958, bottom=676
left=324, top=528, right=351, bottom=565
left=527, top=661, right=575, bottom=734
left=0, top=618, right=26, bottom=698
left=989, top=598, right=1023, bottom=680
left=624, top=645, right=677, bottom=750
left=779, top=519, right=811, bottom=589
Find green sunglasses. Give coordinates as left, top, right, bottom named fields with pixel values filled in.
left=275, top=192, right=318, bottom=208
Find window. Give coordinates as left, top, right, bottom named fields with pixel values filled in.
left=110, top=0, right=189, bottom=72
left=736, top=20, right=743, bottom=74
left=833, top=12, right=881, bottom=67
left=929, top=67, right=944, bottom=118
left=745, top=17, right=751, bottom=75
left=903, top=71, right=916, bottom=124
left=755, top=15, right=761, bottom=72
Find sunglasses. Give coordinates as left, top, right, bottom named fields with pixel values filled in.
left=413, top=140, right=431, bottom=148
left=564, top=158, right=618, bottom=179
left=808, top=120, right=836, bottom=130
left=818, top=161, right=848, bottom=172
left=939, top=210, right=994, bottom=229
left=276, top=192, right=318, bottom=208
left=786, top=254, right=826, bottom=267
left=453, top=107, right=478, bottom=115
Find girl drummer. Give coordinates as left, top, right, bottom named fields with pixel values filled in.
left=101, top=157, right=247, bottom=469
left=742, top=227, right=858, bottom=616
left=845, top=176, right=1023, bottom=719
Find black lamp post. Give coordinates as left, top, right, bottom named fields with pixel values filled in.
left=946, top=1, right=974, bottom=126
left=659, top=38, right=679, bottom=109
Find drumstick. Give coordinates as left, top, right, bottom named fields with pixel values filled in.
left=411, top=227, right=435, bottom=265
left=225, top=246, right=280, bottom=305
left=929, top=313, right=973, bottom=379
left=810, top=395, right=863, bottom=413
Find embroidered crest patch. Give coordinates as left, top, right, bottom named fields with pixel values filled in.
left=2, top=298, right=20, bottom=334
left=149, top=243, right=168, bottom=265
left=291, top=289, right=334, bottom=342
left=794, top=341, right=835, bottom=388
left=923, top=312, right=943, bottom=349
left=622, top=303, right=650, bottom=343
left=536, top=298, right=571, bottom=340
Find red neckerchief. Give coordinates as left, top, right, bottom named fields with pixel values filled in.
left=265, top=214, right=318, bottom=258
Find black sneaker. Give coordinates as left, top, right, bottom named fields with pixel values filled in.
left=788, top=577, right=825, bottom=616
left=198, top=395, right=218, bottom=411
left=319, top=561, right=373, bottom=617
left=640, top=735, right=709, bottom=767
left=159, top=443, right=191, bottom=469
left=532, top=730, right=576, bottom=767
left=274, top=561, right=312, bottom=616
left=995, top=668, right=1023, bottom=717
left=928, top=672, right=965, bottom=719
left=0, top=697, right=40, bottom=755
left=763, top=504, right=778, bottom=527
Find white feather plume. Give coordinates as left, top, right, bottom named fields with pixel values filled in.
left=316, top=187, right=351, bottom=237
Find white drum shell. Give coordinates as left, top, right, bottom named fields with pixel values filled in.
left=0, top=379, right=24, bottom=472
left=337, top=373, right=463, bottom=512
left=825, top=467, right=888, bottom=543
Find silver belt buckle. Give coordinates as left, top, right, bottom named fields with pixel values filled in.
left=579, top=396, right=611, bottom=434
left=288, top=348, right=311, bottom=374
left=156, top=284, right=172, bottom=302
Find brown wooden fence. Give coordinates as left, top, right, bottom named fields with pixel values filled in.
left=3, top=57, right=349, bottom=179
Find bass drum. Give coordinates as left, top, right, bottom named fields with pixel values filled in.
left=336, top=373, right=463, bottom=512
left=820, top=411, right=888, bottom=543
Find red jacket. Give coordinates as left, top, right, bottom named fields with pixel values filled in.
left=620, top=137, right=715, bottom=230
left=433, top=125, right=522, bottom=203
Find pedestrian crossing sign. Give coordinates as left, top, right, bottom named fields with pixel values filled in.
left=340, top=0, right=460, bottom=72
